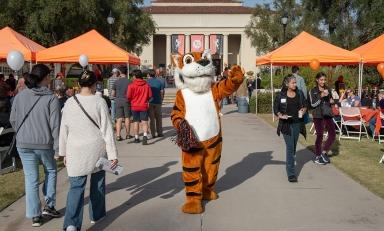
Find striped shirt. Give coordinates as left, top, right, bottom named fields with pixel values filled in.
left=108, top=76, right=119, bottom=99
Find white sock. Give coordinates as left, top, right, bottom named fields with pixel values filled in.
left=144, top=132, right=148, bottom=137
left=135, top=135, right=139, bottom=139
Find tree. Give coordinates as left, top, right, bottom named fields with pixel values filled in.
left=0, top=0, right=156, bottom=55
left=352, top=0, right=384, bottom=46
left=245, top=0, right=318, bottom=54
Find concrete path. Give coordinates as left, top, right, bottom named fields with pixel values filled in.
left=1, top=105, right=384, bottom=231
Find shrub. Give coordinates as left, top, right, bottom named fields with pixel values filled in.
left=249, top=92, right=274, bottom=114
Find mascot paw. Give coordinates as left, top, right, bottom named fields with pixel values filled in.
left=228, top=65, right=244, bottom=84
left=182, top=199, right=203, bottom=214
left=203, top=190, right=218, bottom=201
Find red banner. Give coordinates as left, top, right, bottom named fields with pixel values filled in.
left=209, top=34, right=223, bottom=55
left=190, top=35, right=204, bottom=52
left=171, top=34, right=185, bottom=55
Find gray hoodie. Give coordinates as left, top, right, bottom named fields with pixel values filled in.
left=10, top=87, right=61, bottom=153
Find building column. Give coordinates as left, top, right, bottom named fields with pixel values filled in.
left=204, top=34, right=209, bottom=50
left=185, top=34, right=190, bottom=53
left=166, top=34, right=171, bottom=68
left=223, top=34, right=229, bottom=69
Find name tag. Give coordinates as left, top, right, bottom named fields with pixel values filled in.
left=281, top=98, right=287, bottom=103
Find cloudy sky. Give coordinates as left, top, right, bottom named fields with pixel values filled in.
left=142, top=0, right=271, bottom=7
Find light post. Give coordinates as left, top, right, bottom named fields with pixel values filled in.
left=107, top=10, right=115, bottom=41
left=281, top=12, right=288, bottom=44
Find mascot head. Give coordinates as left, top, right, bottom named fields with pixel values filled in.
left=172, top=50, right=215, bottom=93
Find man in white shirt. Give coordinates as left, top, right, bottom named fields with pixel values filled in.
left=292, top=66, right=307, bottom=98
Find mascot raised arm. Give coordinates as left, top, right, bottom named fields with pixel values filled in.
left=171, top=50, right=244, bottom=214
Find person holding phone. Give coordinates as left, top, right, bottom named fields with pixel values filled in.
left=59, top=70, right=118, bottom=231
left=274, top=74, right=307, bottom=182
left=308, top=72, right=335, bottom=165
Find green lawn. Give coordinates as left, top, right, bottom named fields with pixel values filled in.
left=0, top=160, right=64, bottom=211
left=258, top=114, right=384, bottom=199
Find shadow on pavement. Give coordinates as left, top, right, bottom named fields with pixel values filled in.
left=86, top=172, right=184, bottom=231
left=148, top=126, right=176, bottom=145
left=216, top=151, right=283, bottom=194
left=295, top=149, right=314, bottom=178
left=58, top=161, right=179, bottom=223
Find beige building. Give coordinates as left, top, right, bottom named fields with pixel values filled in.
left=141, top=0, right=257, bottom=74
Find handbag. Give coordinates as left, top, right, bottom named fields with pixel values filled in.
left=6, top=97, right=42, bottom=157
left=321, top=101, right=333, bottom=118
left=73, top=95, right=100, bottom=129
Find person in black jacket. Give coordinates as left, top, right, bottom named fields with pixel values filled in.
left=308, top=72, right=335, bottom=165
left=274, top=74, right=307, bottom=182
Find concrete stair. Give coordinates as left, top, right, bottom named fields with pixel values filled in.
left=163, top=88, right=177, bottom=105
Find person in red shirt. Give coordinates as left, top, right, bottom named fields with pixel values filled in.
left=127, top=70, right=152, bottom=145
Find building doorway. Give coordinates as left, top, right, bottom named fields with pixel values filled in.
left=153, top=35, right=166, bottom=69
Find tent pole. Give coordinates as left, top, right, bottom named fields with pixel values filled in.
left=358, top=62, right=363, bottom=98
left=270, top=63, right=274, bottom=121
left=127, top=62, right=130, bottom=78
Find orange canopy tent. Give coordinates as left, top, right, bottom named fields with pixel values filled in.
left=353, top=34, right=384, bottom=64
left=0, top=26, right=46, bottom=62
left=36, top=30, right=140, bottom=65
left=256, top=31, right=361, bottom=66
left=255, top=31, right=362, bottom=118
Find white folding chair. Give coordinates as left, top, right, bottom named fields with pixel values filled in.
left=339, top=107, right=369, bottom=141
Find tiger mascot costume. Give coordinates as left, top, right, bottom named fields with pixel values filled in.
left=171, top=50, right=244, bottom=214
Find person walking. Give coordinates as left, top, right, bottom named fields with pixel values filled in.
left=59, top=70, right=118, bottom=231
left=274, top=75, right=307, bottom=182
left=107, top=68, right=120, bottom=122
left=292, top=66, right=307, bottom=99
left=308, top=72, right=336, bottom=165
left=112, top=67, right=132, bottom=141
left=9, top=64, right=61, bottom=227
left=127, top=70, right=152, bottom=145
left=147, top=69, right=165, bottom=138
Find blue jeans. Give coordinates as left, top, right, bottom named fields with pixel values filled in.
left=18, top=148, right=57, bottom=218
left=63, top=170, right=106, bottom=230
left=369, top=117, right=376, bottom=135
left=282, top=123, right=301, bottom=177
left=111, top=99, right=116, bottom=122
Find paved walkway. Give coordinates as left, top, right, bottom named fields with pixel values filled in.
left=1, top=105, right=384, bottom=231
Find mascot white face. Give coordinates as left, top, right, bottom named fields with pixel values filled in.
left=172, top=50, right=215, bottom=93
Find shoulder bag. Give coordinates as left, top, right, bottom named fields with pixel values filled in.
left=6, top=96, right=42, bottom=157
left=73, top=95, right=100, bottom=129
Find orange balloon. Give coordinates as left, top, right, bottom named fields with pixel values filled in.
left=309, top=59, right=320, bottom=70
left=377, top=63, right=384, bottom=77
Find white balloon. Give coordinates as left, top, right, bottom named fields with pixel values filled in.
left=7, top=51, right=25, bottom=71
left=79, top=54, right=89, bottom=67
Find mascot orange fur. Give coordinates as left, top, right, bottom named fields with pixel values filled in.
left=171, top=50, right=244, bottom=214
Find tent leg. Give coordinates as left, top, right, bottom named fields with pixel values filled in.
left=270, top=63, right=274, bottom=121
left=127, top=62, right=130, bottom=77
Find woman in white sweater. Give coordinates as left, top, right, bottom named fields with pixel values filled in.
left=59, top=70, right=118, bottom=231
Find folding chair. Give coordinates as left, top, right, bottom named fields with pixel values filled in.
left=0, top=127, right=16, bottom=175
left=339, top=107, right=369, bottom=141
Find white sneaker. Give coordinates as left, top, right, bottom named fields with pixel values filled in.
left=91, top=216, right=105, bottom=224
left=66, top=225, right=77, bottom=231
